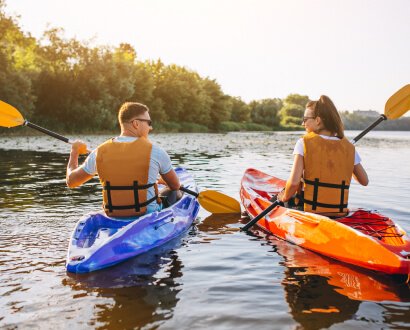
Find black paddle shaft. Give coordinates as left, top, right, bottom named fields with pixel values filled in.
left=179, top=186, right=199, bottom=198
left=241, top=200, right=280, bottom=231
left=351, top=114, right=387, bottom=144
left=24, top=121, right=70, bottom=143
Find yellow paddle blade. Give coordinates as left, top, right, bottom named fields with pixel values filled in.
left=197, top=190, right=241, bottom=214
left=0, top=100, right=25, bottom=127
left=384, top=84, right=410, bottom=119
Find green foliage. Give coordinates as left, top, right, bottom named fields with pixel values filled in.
left=250, top=98, right=282, bottom=127
left=152, top=121, right=209, bottom=133
left=180, top=122, right=209, bottom=132
left=0, top=0, right=36, bottom=114
left=280, top=115, right=302, bottom=126
left=277, top=94, right=310, bottom=127
left=284, top=94, right=310, bottom=107
left=217, top=121, right=272, bottom=131
left=278, top=103, right=304, bottom=125
left=4, top=3, right=407, bottom=135
left=229, top=96, right=251, bottom=123
left=340, top=111, right=410, bottom=131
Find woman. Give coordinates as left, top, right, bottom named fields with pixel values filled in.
left=277, top=95, right=368, bottom=216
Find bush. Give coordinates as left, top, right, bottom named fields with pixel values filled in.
left=217, top=121, right=272, bottom=131
left=180, top=122, right=209, bottom=132
left=152, top=121, right=209, bottom=133
left=281, top=116, right=302, bottom=126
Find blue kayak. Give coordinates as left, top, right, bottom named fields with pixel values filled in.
left=66, top=167, right=200, bottom=273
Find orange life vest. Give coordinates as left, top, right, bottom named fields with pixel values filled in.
left=302, top=132, right=355, bottom=217
left=96, top=137, right=161, bottom=217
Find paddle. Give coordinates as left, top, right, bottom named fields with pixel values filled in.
left=242, top=84, right=410, bottom=231
left=0, top=100, right=93, bottom=152
left=351, top=84, right=410, bottom=144
left=180, top=186, right=241, bottom=214
left=1, top=100, right=242, bottom=214
left=241, top=200, right=280, bottom=231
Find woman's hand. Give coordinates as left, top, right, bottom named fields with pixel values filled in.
left=277, top=189, right=285, bottom=202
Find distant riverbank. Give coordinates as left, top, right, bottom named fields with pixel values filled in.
left=0, top=121, right=304, bottom=136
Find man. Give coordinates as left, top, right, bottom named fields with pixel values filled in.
left=66, top=102, right=181, bottom=217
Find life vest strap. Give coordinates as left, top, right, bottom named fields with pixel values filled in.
left=303, top=199, right=348, bottom=209
left=304, top=178, right=350, bottom=190
left=104, top=181, right=156, bottom=213
left=103, top=195, right=159, bottom=211
left=103, top=182, right=155, bottom=190
left=304, top=178, right=349, bottom=213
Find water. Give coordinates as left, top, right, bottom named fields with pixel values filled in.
left=1, top=131, right=410, bottom=329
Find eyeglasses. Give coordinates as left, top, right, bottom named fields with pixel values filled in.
left=302, top=116, right=316, bottom=123
left=132, top=118, right=152, bottom=126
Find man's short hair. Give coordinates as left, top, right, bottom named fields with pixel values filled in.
left=118, top=102, right=149, bottom=125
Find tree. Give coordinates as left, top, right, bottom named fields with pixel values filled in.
left=201, top=78, right=232, bottom=127
left=277, top=93, right=311, bottom=127
left=33, top=28, right=138, bottom=131
left=0, top=0, right=36, bottom=115
left=250, top=98, right=282, bottom=127
left=278, top=104, right=304, bottom=126
left=284, top=94, right=310, bottom=108
left=230, top=96, right=251, bottom=123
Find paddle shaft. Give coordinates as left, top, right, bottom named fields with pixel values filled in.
left=350, top=114, right=387, bottom=145
left=24, top=120, right=92, bottom=152
left=25, top=121, right=72, bottom=143
left=179, top=186, right=199, bottom=198
left=241, top=201, right=280, bottom=231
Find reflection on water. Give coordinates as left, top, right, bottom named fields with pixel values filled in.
left=64, top=239, right=186, bottom=329
left=2, top=132, right=410, bottom=329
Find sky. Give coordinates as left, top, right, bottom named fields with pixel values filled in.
left=5, top=0, right=410, bottom=112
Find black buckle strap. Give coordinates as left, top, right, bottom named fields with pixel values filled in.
left=103, top=182, right=155, bottom=190
left=104, top=180, right=156, bottom=213
left=304, top=178, right=350, bottom=190
left=104, top=195, right=159, bottom=211
left=304, top=178, right=349, bottom=212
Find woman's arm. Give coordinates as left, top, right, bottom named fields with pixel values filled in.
left=353, top=163, right=369, bottom=186
left=278, top=154, right=304, bottom=203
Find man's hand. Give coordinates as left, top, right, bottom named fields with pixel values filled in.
left=71, top=140, right=88, bottom=155
left=157, top=177, right=167, bottom=185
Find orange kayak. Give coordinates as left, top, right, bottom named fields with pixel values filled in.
left=240, top=168, right=410, bottom=275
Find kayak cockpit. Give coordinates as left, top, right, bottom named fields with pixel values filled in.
left=75, top=213, right=134, bottom=249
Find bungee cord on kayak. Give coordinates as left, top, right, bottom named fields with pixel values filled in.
left=337, top=210, right=404, bottom=240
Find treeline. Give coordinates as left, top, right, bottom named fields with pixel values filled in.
left=1, top=1, right=408, bottom=134
left=0, top=1, right=311, bottom=134
left=340, top=112, right=410, bottom=131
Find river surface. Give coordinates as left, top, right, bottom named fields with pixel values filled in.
left=1, top=131, right=410, bottom=329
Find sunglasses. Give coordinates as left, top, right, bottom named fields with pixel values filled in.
left=302, top=116, right=316, bottom=123
left=132, top=118, right=152, bottom=126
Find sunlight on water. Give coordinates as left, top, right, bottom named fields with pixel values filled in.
left=1, top=131, right=410, bottom=329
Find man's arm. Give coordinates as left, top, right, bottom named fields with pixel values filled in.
left=160, top=169, right=180, bottom=191
left=66, top=140, right=95, bottom=188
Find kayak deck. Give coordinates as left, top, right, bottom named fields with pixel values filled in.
left=66, top=167, right=200, bottom=273
left=240, top=168, right=410, bottom=274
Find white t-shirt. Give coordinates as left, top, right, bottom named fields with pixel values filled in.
left=81, top=136, right=173, bottom=214
left=292, top=135, right=362, bottom=165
